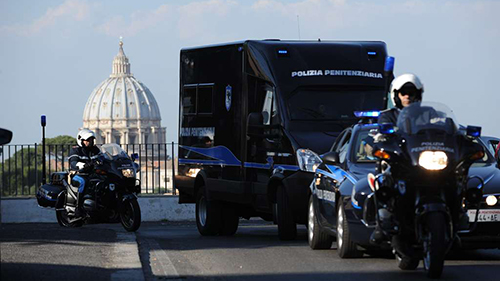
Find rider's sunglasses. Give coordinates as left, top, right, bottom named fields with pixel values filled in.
left=398, top=91, right=416, bottom=97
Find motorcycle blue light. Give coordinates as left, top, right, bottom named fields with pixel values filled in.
left=354, top=111, right=380, bottom=118
left=278, top=50, right=288, bottom=54
left=379, top=123, right=395, bottom=134
left=367, top=51, right=377, bottom=56
left=466, top=125, right=481, bottom=138
left=384, top=56, right=395, bottom=72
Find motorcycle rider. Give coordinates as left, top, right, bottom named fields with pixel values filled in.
left=68, top=129, right=100, bottom=216
left=371, top=74, right=423, bottom=244
left=378, top=73, right=424, bottom=125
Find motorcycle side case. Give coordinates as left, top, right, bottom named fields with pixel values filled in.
left=36, top=184, right=65, bottom=208
left=51, top=171, right=69, bottom=185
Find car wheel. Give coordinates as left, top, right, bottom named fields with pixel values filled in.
left=308, top=195, right=333, bottom=249
left=337, top=201, right=363, bottom=258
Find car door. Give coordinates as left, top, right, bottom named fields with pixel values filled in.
left=316, top=128, right=352, bottom=227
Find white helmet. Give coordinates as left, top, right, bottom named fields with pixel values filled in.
left=390, top=73, right=424, bottom=109
left=77, top=129, right=96, bottom=147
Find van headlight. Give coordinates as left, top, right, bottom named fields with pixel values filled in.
left=297, top=148, right=322, bottom=172
left=122, top=169, right=136, bottom=178
left=418, top=151, right=448, bottom=170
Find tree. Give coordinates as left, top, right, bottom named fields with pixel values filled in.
left=0, top=135, right=76, bottom=197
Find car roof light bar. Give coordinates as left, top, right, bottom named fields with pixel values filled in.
left=354, top=111, right=380, bottom=118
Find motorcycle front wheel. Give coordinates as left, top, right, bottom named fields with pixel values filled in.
left=422, top=212, right=447, bottom=279
left=120, top=199, right=141, bottom=232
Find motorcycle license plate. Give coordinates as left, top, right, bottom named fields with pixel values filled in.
left=468, top=209, right=500, bottom=222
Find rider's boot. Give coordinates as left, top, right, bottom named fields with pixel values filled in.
left=75, top=192, right=85, bottom=217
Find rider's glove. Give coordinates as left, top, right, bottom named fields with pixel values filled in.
left=76, top=162, right=87, bottom=170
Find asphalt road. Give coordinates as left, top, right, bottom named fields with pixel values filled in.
left=1, top=221, right=500, bottom=281
left=137, top=220, right=500, bottom=281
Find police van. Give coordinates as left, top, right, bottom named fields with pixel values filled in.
left=176, top=39, right=391, bottom=240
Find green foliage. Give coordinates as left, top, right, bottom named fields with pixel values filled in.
left=1, top=135, right=76, bottom=197
left=45, top=135, right=76, bottom=146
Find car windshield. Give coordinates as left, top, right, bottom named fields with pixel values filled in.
left=396, top=101, right=458, bottom=135
left=471, top=139, right=494, bottom=164
left=287, top=87, right=385, bottom=121
left=353, top=129, right=377, bottom=163
left=100, top=143, right=129, bottom=160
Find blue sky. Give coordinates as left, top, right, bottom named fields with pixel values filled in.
left=1, top=0, right=499, bottom=144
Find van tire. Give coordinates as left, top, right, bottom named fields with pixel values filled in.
left=219, top=204, right=239, bottom=236
left=196, top=185, right=221, bottom=236
left=277, top=185, right=297, bottom=240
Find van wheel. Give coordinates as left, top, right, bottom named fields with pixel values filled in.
left=337, top=202, right=363, bottom=258
left=196, top=185, right=221, bottom=236
left=308, top=196, right=333, bottom=249
left=277, top=185, right=297, bottom=240
left=219, top=204, right=239, bottom=236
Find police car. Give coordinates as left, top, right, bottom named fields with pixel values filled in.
left=306, top=111, right=382, bottom=257
left=461, top=136, right=500, bottom=249
left=306, top=113, right=500, bottom=257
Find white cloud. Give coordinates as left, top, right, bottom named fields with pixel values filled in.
left=96, top=4, right=174, bottom=37
left=176, top=0, right=238, bottom=40
left=0, top=0, right=90, bottom=36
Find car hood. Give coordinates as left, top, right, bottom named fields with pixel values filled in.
left=468, top=163, right=500, bottom=195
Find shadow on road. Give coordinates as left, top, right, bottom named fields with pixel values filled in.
left=1, top=262, right=114, bottom=281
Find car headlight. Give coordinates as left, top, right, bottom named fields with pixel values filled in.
left=122, top=169, right=136, bottom=178
left=418, top=151, right=448, bottom=170
left=296, top=148, right=322, bottom=172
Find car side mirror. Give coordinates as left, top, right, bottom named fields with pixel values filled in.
left=322, top=151, right=340, bottom=165
left=0, top=128, right=13, bottom=145
left=247, top=112, right=264, bottom=137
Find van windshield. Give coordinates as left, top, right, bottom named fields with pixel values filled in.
left=287, top=87, right=385, bottom=121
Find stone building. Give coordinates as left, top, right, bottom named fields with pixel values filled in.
left=82, top=39, right=166, bottom=145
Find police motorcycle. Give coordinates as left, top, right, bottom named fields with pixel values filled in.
left=37, top=143, right=142, bottom=232
left=365, top=101, right=484, bottom=278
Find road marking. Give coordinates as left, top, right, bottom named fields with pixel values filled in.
left=144, top=238, right=181, bottom=279
left=111, top=231, right=145, bottom=281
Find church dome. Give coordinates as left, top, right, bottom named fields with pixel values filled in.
left=82, top=39, right=165, bottom=145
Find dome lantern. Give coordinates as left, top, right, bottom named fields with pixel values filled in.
left=111, top=37, right=132, bottom=77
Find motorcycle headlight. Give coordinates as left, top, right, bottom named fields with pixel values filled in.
left=296, top=148, right=322, bottom=172
left=122, top=168, right=136, bottom=178
left=418, top=151, right=448, bottom=170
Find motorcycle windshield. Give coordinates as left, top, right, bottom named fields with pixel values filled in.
left=396, top=102, right=458, bottom=135
left=100, top=143, right=130, bottom=160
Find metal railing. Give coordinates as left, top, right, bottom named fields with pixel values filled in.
left=0, top=142, right=178, bottom=197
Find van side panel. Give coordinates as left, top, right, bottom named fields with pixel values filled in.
left=177, top=44, right=247, bottom=203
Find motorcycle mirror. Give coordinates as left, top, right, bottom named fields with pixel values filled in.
left=0, top=128, right=13, bottom=145
left=466, top=125, right=481, bottom=138
left=131, top=153, right=139, bottom=161
left=378, top=123, right=395, bottom=135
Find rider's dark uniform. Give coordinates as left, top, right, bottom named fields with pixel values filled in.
left=68, top=145, right=100, bottom=213
left=378, top=108, right=400, bottom=125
